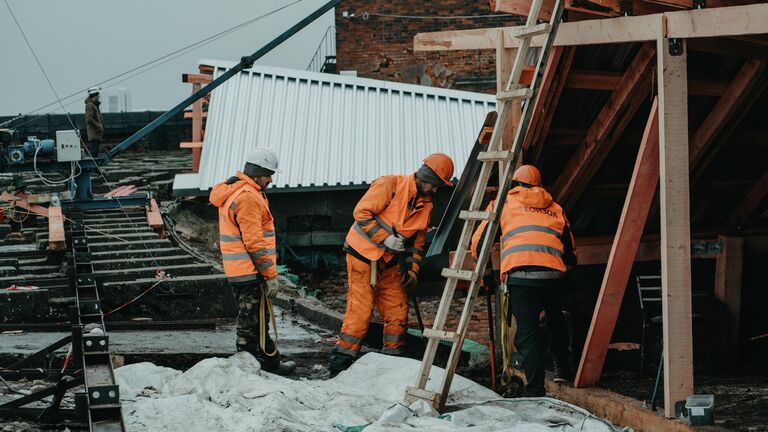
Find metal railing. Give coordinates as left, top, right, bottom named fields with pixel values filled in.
left=307, top=26, right=336, bottom=73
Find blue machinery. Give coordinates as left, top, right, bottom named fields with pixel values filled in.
left=0, top=1, right=340, bottom=430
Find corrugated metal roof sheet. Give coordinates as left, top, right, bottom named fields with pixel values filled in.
left=174, top=59, right=496, bottom=192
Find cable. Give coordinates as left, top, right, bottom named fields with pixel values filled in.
left=1, top=0, right=305, bottom=127
left=32, top=142, right=80, bottom=185
left=362, top=11, right=516, bottom=20
left=102, top=278, right=166, bottom=317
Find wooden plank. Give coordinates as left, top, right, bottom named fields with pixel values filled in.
left=714, top=235, right=744, bottom=365
left=546, top=379, right=696, bottom=432
left=0, top=192, right=47, bottom=217
left=183, top=111, right=208, bottom=119
left=48, top=204, right=65, bottom=252
left=180, top=142, right=203, bottom=149
left=552, top=43, right=655, bottom=210
left=566, top=69, right=727, bottom=96
left=146, top=199, right=164, bottom=239
left=182, top=73, right=213, bottom=84
left=575, top=98, right=660, bottom=388
left=689, top=60, right=766, bottom=180
left=727, top=171, right=768, bottom=228
left=491, top=0, right=624, bottom=19
left=657, top=36, right=693, bottom=417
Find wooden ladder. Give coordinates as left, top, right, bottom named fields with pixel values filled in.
left=404, top=0, right=565, bottom=412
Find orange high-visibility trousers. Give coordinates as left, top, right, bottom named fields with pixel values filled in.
left=335, top=254, right=408, bottom=357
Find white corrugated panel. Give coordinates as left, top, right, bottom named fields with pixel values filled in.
left=185, top=59, right=496, bottom=192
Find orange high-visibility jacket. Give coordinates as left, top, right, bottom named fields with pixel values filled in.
left=210, top=171, right=278, bottom=283
left=345, top=175, right=431, bottom=271
left=471, top=185, right=576, bottom=275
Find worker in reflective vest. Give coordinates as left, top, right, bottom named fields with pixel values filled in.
left=210, top=147, right=296, bottom=376
left=329, top=153, right=454, bottom=376
left=471, top=165, right=577, bottom=397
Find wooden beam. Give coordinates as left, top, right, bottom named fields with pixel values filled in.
left=689, top=60, right=766, bottom=180
left=546, top=379, right=696, bottom=432
left=552, top=43, right=655, bottom=210
left=657, top=36, right=693, bottom=417
left=688, top=37, right=768, bottom=62
left=146, top=199, right=164, bottom=239
left=191, top=82, right=204, bottom=173
left=491, top=0, right=556, bottom=20
left=565, top=69, right=727, bottom=96
left=727, top=170, right=768, bottom=228
left=414, top=4, right=768, bottom=51
left=666, top=3, right=768, bottom=39
left=0, top=192, right=47, bottom=217
left=714, top=235, right=744, bottom=365
left=523, top=47, right=575, bottom=165
left=575, top=98, right=660, bottom=388
left=47, top=203, right=65, bottom=252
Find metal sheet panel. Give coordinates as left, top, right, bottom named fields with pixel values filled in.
left=185, top=59, right=496, bottom=191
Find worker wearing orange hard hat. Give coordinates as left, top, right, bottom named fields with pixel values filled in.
left=329, top=153, right=454, bottom=376
left=471, top=164, right=577, bottom=397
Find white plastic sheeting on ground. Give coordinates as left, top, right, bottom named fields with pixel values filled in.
left=116, top=352, right=620, bottom=432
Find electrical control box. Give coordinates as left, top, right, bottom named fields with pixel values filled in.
left=55, top=130, right=82, bottom=162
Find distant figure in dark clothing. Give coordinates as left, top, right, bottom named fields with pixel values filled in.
left=84, top=87, right=103, bottom=157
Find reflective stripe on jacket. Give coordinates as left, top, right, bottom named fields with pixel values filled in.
left=345, top=175, right=430, bottom=267
left=209, top=171, right=278, bottom=283
left=471, top=185, right=576, bottom=275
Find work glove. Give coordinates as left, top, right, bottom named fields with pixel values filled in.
left=265, top=277, right=280, bottom=300
left=402, top=269, right=418, bottom=293
left=383, top=234, right=405, bottom=252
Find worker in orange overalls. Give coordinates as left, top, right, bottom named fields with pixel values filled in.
left=329, top=154, right=454, bottom=376
left=209, top=147, right=296, bottom=375
left=471, top=165, right=577, bottom=397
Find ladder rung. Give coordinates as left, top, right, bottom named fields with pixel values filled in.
left=459, top=210, right=495, bottom=221
left=423, top=328, right=460, bottom=343
left=510, top=22, right=552, bottom=39
left=496, top=88, right=533, bottom=102
left=477, top=150, right=512, bottom=162
left=404, top=386, right=441, bottom=404
left=441, top=268, right=478, bottom=282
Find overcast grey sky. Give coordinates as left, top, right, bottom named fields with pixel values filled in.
left=0, top=0, right=334, bottom=116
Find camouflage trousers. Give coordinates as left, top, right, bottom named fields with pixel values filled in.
left=231, top=282, right=277, bottom=358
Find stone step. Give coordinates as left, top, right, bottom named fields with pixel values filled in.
left=85, top=233, right=160, bottom=244
left=100, top=274, right=236, bottom=320
left=91, top=255, right=197, bottom=271
left=0, top=258, right=19, bottom=267
left=78, top=222, right=149, bottom=230
left=90, top=247, right=186, bottom=260
left=87, top=239, right=173, bottom=252
left=93, top=263, right=214, bottom=282
left=0, top=288, right=66, bottom=323
left=0, top=266, right=18, bottom=277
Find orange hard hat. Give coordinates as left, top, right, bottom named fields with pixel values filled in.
left=512, top=164, right=542, bottom=187
left=423, top=153, right=454, bottom=186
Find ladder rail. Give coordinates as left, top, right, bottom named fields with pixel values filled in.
left=435, top=0, right=566, bottom=405
left=408, top=0, right=565, bottom=408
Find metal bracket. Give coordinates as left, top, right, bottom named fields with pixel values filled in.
left=72, top=237, right=88, bottom=248
left=82, top=335, right=109, bottom=353
left=668, top=38, right=684, bottom=56
left=694, top=0, right=705, bottom=9
left=74, top=251, right=91, bottom=263
left=620, top=0, right=633, bottom=16
left=76, top=275, right=95, bottom=287
left=78, top=300, right=101, bottom=316
left=87, top=385, right=120, bottom=406
left=240, top=56, right=254, bottom=69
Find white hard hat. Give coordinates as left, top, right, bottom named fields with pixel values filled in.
left=88, top=86, right=101, bottom=96
left=245, top=147, right=280, bottom=173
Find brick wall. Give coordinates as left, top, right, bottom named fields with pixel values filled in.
left=334, top=1, right=524, bottom=94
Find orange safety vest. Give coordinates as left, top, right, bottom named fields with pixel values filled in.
left=499, top=187, right=568, bottom=274
left=345, top=175, right=432, bottom=263
left=214, top=174, right=278, bottom=283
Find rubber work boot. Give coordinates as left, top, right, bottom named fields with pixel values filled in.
left=553, top=357, right=572, bottom=383
left=259, top=356, right=297, bottom=376
left=328, top=351, right=355, bottom=378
